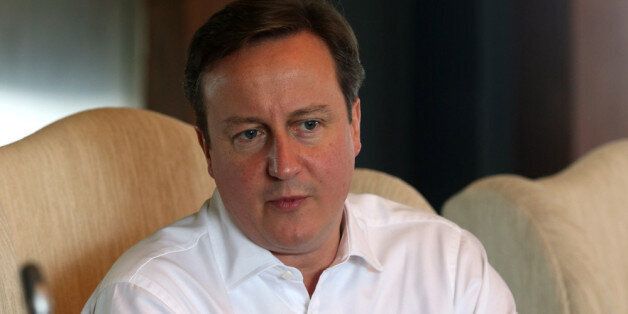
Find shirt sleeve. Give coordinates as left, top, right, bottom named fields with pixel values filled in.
left=453, top=230, right=517, bottom=314
left=82, top=282, right=176, bottom=314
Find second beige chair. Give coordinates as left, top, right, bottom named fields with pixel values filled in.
left=443, top=139, right=628, bottom=314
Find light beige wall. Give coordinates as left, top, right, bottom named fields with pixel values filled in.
left=0, top=0, right=146, bottom=146
left=572, top=1, right=628, bottom=157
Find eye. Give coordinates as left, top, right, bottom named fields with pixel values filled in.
left=232, top=128, right=266, bottom=150
left=241, top=129, right=259, bottom=140
left=301, top=120, right=320, bottom=131
left=235, top=129, right=263, bottom=142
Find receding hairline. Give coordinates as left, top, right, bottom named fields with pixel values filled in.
left=198, top=30, right=344, bottom=112
left=184, top=0, right=365, bottom=145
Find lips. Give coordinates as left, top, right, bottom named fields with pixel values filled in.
left=267, top=196, right=308, bottom=211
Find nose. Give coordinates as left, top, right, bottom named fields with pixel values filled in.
left=267, top=134, right=301, bottom=180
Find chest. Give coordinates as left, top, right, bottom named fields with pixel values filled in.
left=226, top=260, right=455, bottom=314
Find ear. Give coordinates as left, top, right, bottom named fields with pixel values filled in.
left=350, top=98, right=362, bottom=157
left=195, top=127, right=215, bottom=178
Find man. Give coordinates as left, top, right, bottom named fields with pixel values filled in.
left=84, top=0, right=516, bottom=312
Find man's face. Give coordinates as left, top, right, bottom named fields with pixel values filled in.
left=200, top=31, right=361, bottom=255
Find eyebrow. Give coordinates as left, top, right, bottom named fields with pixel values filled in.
left=222, top=116, right=264, bottom=127
left=288, top=104, right=332, bottom=120
left=221, top=104, right=333, bottom=128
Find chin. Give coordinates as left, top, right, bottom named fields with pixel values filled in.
left=267, top=231, right=324, bottom=253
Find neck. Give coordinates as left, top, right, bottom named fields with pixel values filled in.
left=273, top=219, right=343, bottom=296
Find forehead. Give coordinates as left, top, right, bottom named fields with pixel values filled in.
left=200, top=31, right=342, bottom=115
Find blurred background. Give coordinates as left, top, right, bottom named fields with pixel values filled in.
left=2, top=0, right=627, bottom=210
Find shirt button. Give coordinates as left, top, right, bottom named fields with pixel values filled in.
left=280, top=271, right=294, bottom=280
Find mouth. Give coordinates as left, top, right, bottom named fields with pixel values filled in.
left=267, top=196, right=308, bottom=211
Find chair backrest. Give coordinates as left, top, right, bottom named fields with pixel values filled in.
left=351, top=168, right=433, bottom=213
left=0, top=107, right=431, bottom=313
left=443, top=139, right=628, bottom=314
left=0, top=108, right=214, bottom=313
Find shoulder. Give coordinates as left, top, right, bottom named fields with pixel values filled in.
left=100, top=209, right=212, bottom=286
left=345, top=194, right=516, bottom=312
left=347, top=193, right=465, bottom=236
left=346, top=193, right=487, bottom=268
left=84, top=204, right=227, bottom=312
left=84, top=206, right=231, bottom=312
left=83, top=198, right=240, bottom=312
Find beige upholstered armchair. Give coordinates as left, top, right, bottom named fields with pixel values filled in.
left=0, top=108, right=432, bottom=313
left=443, top=139, right=628, bottom=314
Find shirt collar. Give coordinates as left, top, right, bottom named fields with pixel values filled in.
left=337, top=194, right=384, bottom=272
left=206, top=191, right=383, bottom=290
left=206, top=191, right=282, bottom=290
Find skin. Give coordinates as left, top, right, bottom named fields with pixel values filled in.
left=196, top=31, right=361, bottom=295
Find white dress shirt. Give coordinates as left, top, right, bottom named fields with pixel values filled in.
left=83, top=192, right=516, bottom=313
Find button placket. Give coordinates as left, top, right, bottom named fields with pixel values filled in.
left=280, top=270, right=294, bottom=281
left=259, top=266, right=310, bottom=313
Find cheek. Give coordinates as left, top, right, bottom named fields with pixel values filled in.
left=308, top=133, right=355, bottom=186
left=211, top=151, right=263, bottom=195
left=211, top=153, right=268, bottom=229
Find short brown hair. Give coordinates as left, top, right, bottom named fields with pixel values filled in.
left=184, top=0, right=365, bottom=142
